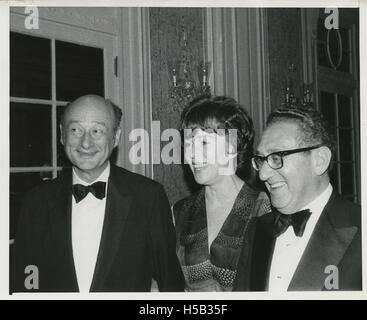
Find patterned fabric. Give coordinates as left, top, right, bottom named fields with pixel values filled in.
left=173, top=183, right=271, bottom=291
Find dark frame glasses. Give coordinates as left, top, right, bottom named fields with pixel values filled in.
left=251, top=145, right=323, bottom=171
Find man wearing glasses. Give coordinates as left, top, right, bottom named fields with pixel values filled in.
left=234, top=105, right=361, bottom=291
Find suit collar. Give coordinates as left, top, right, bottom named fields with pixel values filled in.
left=47, top=169, right=79, bottom=291
left=250, top=213, right=276, bottom=291
left=47, top=165, right=133, bottom=292
left=72, top=162, right=110, bottom=185
left=288, top=191, right=358, bottom=291
left=90, top=165, right=133, bottom=291
left=250, top=191, right=358, bottom=291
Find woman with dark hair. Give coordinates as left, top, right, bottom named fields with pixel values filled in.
left=173, top=95, right=271, bottom=291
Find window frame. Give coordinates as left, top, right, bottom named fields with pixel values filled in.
left=10, top=11, right=118, bottom=179
left=313, top=10, right=360, bottom=204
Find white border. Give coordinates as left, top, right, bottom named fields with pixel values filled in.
left=1, top=0, right=366, bottom=300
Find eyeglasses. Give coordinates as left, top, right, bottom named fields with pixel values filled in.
left=251, top=145, right=323, bottom=171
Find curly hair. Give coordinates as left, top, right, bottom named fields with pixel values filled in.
left=266, top=104, right=336, bottom=169
left=180, top=95, right=255, bottom=170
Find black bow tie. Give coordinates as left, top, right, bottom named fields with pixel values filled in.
left=72, top=181, right=106, bottom=203
left=272, top=209, right=312, bottom=238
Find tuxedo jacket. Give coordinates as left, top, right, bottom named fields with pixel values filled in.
left=11, top=165, right=184, bottom=292
left=233, top=191, right=362, bottom=291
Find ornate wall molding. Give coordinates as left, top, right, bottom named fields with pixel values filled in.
left=117, top=7, right=153, bottom=177
left=301, top=8, right=320, bottom=85
left=203, top=8, right=270, bottom=146
left=10, top=7, right=119, bottom=35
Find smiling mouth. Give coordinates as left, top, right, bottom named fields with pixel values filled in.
left=267, top=182, right=286, bottom=191
left=77, top=150, right=97, bottom=157
left=192, top=163, right=208, bottom=171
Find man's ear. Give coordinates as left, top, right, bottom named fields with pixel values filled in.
left=59, top=124, right=65, bottom=146
left=113, top=127, right=121, bottom=148
left=313, top=146, right=332, bottom=176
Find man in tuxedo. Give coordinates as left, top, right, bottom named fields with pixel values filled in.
left=234, top=105, right=361, bottom=291
left=11, top=94, right=184, bottom=292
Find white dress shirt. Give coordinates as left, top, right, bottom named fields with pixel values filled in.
left=268, top=183, right=333, bottom=292
left=71, top=163, right=110, bottom=292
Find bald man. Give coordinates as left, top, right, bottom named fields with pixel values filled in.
left=11, top=95, right=184, bottom=292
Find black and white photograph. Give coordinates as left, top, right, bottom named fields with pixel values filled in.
left=2, top=0, right=365, bottom=301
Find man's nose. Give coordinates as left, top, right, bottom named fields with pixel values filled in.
left=81, top=132, right=93, bottom=149
left=258, top=160, right=275, bottom=181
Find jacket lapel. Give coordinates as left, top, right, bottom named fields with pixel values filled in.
left=90, top=166, right=133, bottom=291
left=288, top=192, right=358, bottom=291
left=47, top=169, right=79, bottom=291
left=250, top=214, right=276, bottom=291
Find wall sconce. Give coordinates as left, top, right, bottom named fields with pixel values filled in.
left=169, top=26, right=211, bottom=112
left=283, top=63, right=313, bottom=108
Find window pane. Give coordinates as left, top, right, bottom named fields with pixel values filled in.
left=339, top=27, right=350, bottom=74
left=339, top=27, right=349, bottom=51
left=10, top=172, right=52, bottom=239
left=317, top=41, right=329, bottom=68
left=340, top=163, right=355, bottom=195
left=57, top=105, right=72, bottom=167
left=56, top=41, right=104, bottom=101
left=338, top=95, right=352, bottom=128
left=317, top=18, right=327, bottom=42
left=317, top=18, right=329, bottom=68
left=339, top=129, right=353, bottom=161
left=320, top=92, right=336, bottom=127
left=10, top=102, right=52, bottom=167
left=339, top=50, right=350, bottom=73
left=10, top=32, right=51, bottom=99
left=328, top=29, right=341, bottom=69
